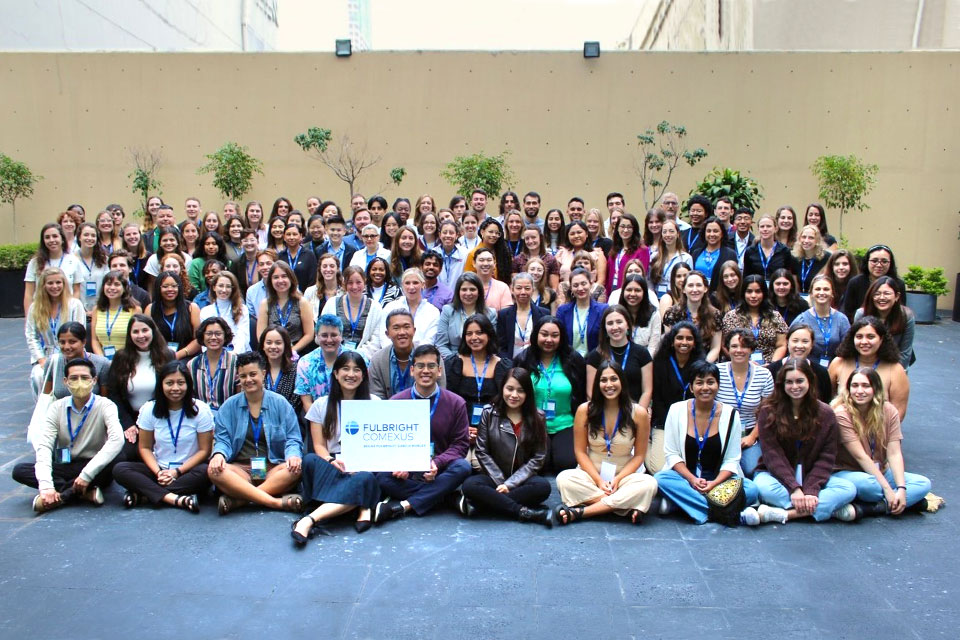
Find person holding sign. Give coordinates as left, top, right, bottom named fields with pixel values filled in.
left=295, top=352, right=382, bottom=544
left=13, top=358, right=124, bottom=512
left=458, top=368, right=552, bottom=526
left=653, top=360, right=759, bottom=525
left=112, top=361, right=213, bottom=512
left=554, top=361, right=657, bottom=525
left=207, top=352, right=304, bottom=515
left=373, top=345, right=471, bottom=524
left=752, top=358, right=858, bottom=523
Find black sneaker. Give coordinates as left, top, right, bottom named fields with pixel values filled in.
left=374, top=499, right=405, bottom=524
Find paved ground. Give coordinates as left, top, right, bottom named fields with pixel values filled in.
left=0, top=317, right=957, bottom=640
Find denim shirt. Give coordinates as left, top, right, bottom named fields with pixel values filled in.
left=213, top=389, right=303, bottom=463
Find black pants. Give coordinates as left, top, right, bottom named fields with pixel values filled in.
left=112, top=461, right=210, bottom=504
left=461, top=474, right=552, bottom=517
left=545, top=428, right=576, bottom=474
left=12, top=458, right=116, bottom=492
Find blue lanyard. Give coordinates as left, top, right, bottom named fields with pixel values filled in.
left=391, top=349, right=412, bottom=394
left=670, top=356, right=688, bottom=397
left=206, top=350, right=224, bottom=405
left=508, top=240, right=523, bottom=256
left=751, top=316, right=761, bottom=340
left=286, top=246, right=302, bottom=267
left=104, top=306, right=122, bottom=340
left=736, top=238, right=748, bottom=260
left=601, top=411, right=621, bottom=457
left=163, top=311, right=178, bottom=337
left=214, top=300, right=230, bottom=319
left=613, top=342, right=631, bottom=369
left=574, top=305, right=588, bottom=345
left=800, top=258, right=815, bottom=285
left=470, top=354, right=490, bottom=402
left=265, top=369, right=282, bottom=392
left=245, top=259, right=256, bottom=285
left=275, top=300, right=293, bottom=327
left=131, top=258, right=142, bottom=281
left=757, top=243, right=778, bottom=277
left=80, top=257, right=93, bottom=276
left=249, top=412, right=264, bottom=456
left=538, top=357, right=560, bottom=399
left=411, top=386, right=441, bottom=419
left=66, top=396, right=95, bottom=444
left=728, top=363, right=752, bottom=410
left=50, top=304, right=62, bottom=337
left=691, top=400, right=717, bottom=477
left=814, top=312, right=834, bottom=351
left=855, top=357, right=879, bottom=370
left=686, top=228, right=701, bottom=249
left=515, top=312, right=530, bottom=344
left=50, top=255, right=65, bottom=269
left=166, top=408, right=186, bottom=453
left=345, top=295, right=365, bottom=334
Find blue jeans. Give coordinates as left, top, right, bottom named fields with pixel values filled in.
left=753, top=471, right=856, bottom=521
left=654, top=469, right=758, bottom=525
left=740, top=442, right=762, bottom=478
left=376, top=458, right=471, bottom=516
left=834, top=469, right=931, bottom=508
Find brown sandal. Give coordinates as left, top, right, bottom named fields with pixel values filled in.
left=281, top=494, right=303, bottom=513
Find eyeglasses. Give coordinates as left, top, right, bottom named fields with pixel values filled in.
left=204, top=332, right=225, bottom=338
left=361, top=234, right=379, bottom=239
left=412, top=362, right=439, bottom=371
left=868, top=258, right=890, bottom=266
left=872, top=291, right=895, bottom=299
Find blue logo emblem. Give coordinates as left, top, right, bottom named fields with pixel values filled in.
left=345, top=421, right=360, bottom=436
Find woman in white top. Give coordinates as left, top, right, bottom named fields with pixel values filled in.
left=716, top=329, right=774, bottom=477
left=23, top=223, right=80, bottom=315
left=304, top=253, right=343, bottom=319
left=381, top=268, right=440, bottom=347
left=458, top=211, right=481, bottom=251
left=295, top=352, right=381, bottom=543
left=320, top=266, right=385, bottom=359
left=112, top=360, right=213, bottom=512
left=25, top=267, right=87, bottom=398
left=74, top=223, right=111, bottom=318
left=199, top=272, right=250, bottom=353
left=653, top=359, right=760, bottom=525
left=649, top=219, right=692, bottom=299
left=348, top=224, right=391, bottom=270
left=143, top=227, right=193, bottom=293
left=609, top=272, right=662, bottom=357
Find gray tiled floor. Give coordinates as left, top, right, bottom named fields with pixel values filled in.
left=0, top=317, right=956, bottom=640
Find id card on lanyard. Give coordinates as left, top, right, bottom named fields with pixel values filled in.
left=249, top=412, right=267, bottom=481
left=59, top=396, right=95, bottom=463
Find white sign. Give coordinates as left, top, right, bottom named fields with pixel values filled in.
left=339, top=399, right=432, bottom=472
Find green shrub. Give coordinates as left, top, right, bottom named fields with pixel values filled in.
left=903, top=266, right=950, bottom=297
left=0, top=243, right=38, bottom=270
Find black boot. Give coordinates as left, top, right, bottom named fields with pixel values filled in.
left=518, top=506, right=553, bottom=528
left=855, top=500, right=888, bottom=517
left=908, top=498, right=928, bottom=513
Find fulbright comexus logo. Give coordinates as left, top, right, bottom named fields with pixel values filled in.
left=347, top=421, right=419, bottom=441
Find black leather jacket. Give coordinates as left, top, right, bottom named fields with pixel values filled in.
left=474, top=406, right=546, bottom=488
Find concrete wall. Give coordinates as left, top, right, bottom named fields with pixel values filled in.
left=1, top=51, right=958, bottom=307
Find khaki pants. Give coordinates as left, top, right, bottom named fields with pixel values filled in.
left=556, top=468, right=659, bottom=515
left=644, top=429, right=665, bottom=474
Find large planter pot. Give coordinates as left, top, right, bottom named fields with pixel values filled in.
left=954, top=274, right=960, bottom=322
left=0, top=268, right=26, bottom=318
left=905, top=291, right=937, bottom=324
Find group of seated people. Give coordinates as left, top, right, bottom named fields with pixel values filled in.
left=15, top=190, right=935, bottom=543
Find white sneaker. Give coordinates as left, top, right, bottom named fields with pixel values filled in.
left=657, top=496, right=674, bottom=516
left=758, top=504, right=788, bottom=524
left=739, top=507, right=760, bottom=526
left=832, top=503, right=859, bottom=522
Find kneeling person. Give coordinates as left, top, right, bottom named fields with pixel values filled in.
left=14, top=358, right=123, bottom=512
left=207, top=352, right=304, bottom=515
left=374, top=344, right=471, bottom=524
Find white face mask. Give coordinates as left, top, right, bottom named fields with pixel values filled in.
left=65, top=378, right=95, bottom=398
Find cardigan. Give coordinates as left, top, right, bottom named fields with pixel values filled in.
left=389, top=387, right=469, bottom=471
left=690, top=245, right=739, bottom=291
left=756, top=401, right=838, bottom=497
left=662, top=400, right=743, bottom=477
left=606, top=246, right=650, bottom=293
left=435, top=305, right=499, bottom=360
left=496, top=304, right=547, bottom=360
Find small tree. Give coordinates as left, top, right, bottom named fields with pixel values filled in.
left=440, top=151, right=515, bottom=199
left=0, top=153, right=42, bottom=243
left=689, top=168, right=763, bottom=212
left=634, top=121, right=708, bottom=209
left=128, top=147, right=163, bottom=219
left=811, top=154, right=878, bottom=240
left=198, top=142, right=263, bottom=201
left=294, top=127, right=403, bottom=203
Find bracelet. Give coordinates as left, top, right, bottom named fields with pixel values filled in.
left=896, top=485, right=907, bottom=491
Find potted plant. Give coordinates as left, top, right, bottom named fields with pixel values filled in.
left=689, top=167, right=763, bottom=213
left=0, top=243, right=38, bottom=317
left=902, top=265, right=950, bottom=324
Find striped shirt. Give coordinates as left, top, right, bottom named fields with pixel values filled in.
left=716, top=362, right=774, bottom=433
left=187, top=350, right=239, bottom=411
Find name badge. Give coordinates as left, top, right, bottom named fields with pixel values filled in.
left=168, top=342, right=179, bottom=353
left=429, top=442, right=435, bottom=458
left=471, top=405, right=483, bottom=425
left=342, top=341, right=358, bottom=352
left=544, top=400, right=556, bottom=419
left=819, top=358, right=830, bottom=368
left=600, top=460, right=617, bottom=484
left=168, top=462, right=183, bottom=470
left=85, top=281, right=97, bottom=297
left=750, top=351, right=765, bottom=363
left=250, top=457, right=267, bottom=481
left=103, top=345, right=116, bottom=360
left=56, top=447, right=72, bottom=463
left=795, top=463, right=803, bottom=485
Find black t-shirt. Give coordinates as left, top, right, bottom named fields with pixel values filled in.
left=586, top=343, right=652, bottom=403
left=685, top=432, right=722, bottom=480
